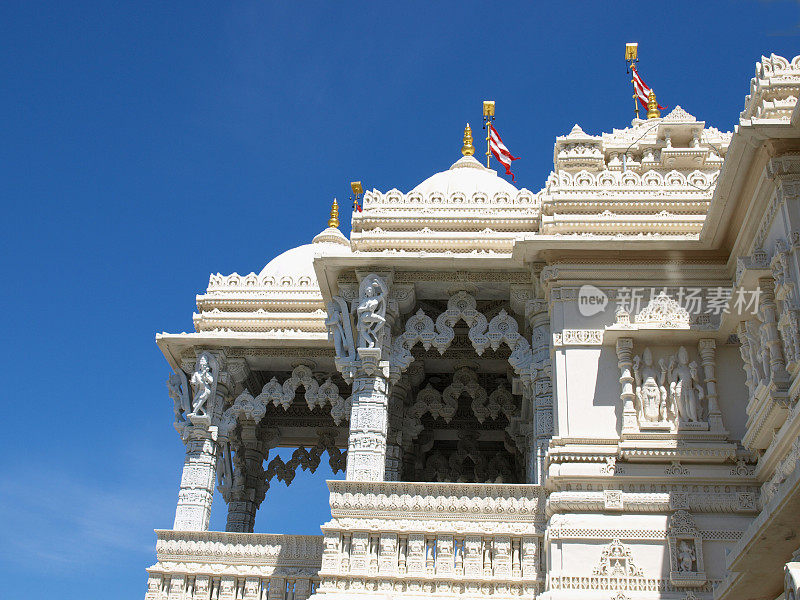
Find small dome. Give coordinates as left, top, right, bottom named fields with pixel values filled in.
left=258, top=226, right=349, bottom=287
left=411, top=155, right=518, bottom=196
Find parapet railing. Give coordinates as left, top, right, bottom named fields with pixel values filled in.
left=315, top=480, right=546, bottom=598
left=144, top=530, right=322, bottom=600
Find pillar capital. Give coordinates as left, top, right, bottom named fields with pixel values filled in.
left=168, top=350, right=249, bottom=443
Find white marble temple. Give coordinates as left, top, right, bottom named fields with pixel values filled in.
left=146, top=54, right=800, bottom=600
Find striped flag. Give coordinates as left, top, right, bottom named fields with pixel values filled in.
left=489, top=124, right=520, bottom=183
left=631, top=65, right=666, bottom=110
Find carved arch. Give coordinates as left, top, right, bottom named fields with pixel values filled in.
left=433, top=292, right=489, bottom=353
left=444, top=367, right=489, bottom=423
left=410, top=383, right=456, bottom=422
left=219, top=390, right=266, bottom=438
left=219, top=366, right=350, bottom=440
left=391, top=292, right=534, bottom=382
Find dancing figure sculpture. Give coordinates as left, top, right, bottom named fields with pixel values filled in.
left=190, top=353, right=215, bottom=418
left=356, top=274, right=388, bottom=349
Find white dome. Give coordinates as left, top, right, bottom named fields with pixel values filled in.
left=410, top=155, right=519, bottom=196
left=258, top=226, right=350, bottom=287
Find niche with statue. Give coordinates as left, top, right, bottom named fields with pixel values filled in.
left=615, top=338, right=726, bottom=436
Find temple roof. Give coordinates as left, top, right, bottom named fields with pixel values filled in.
left=191, top=217, right=350, bottom=336
left=410, top=155, right=519, bottom=196
left=258, top=226, right=349, bottom=283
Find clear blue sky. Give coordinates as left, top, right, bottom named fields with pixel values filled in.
left=2, top=1, right=798, bottom=598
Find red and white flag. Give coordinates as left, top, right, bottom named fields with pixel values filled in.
left=489, top=124, right=520, bottom=182
left=631, top=65, right=666, bottom=111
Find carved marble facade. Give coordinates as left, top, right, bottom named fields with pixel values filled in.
left=146, top=54, right=800, bottom=600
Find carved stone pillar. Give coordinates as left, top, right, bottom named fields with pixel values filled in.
left=173, top=427, right=220, bottom=531
left=527, top=299, right=552, bottom=483
left=347, top=359, right=389, bottom=481
left=524, top=408, right=537, bottom=483
left=616, top=338, right=638, bottom=435
left=225, top=437, right=267, bottom=533
left=698, top=339, right=724, bottom=433
left=759, top=277, right=790, bottom=388
left=385, top=379, right=409, bottom=481
left=171, top=350, right=234, bottom=531
left=327, top=272, right=393, bottom=482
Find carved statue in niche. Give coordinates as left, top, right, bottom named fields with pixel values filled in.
left=678, top=540, right=696, bottom=572
left=668, top=347, right=703, bottom=424
left=633, top=348, right=669, bottom=423
left=356, top=274, right=388, bottom=349
left=167, top=370, right=191, bottom=424
left=667, top=509, right=706, bottom=586
left=325, top=296, right=356, bottom=361
left=190, top=353, right=215, bottom=417
left=743, top=319, right=767, bottom=386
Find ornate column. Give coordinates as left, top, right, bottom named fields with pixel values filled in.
left=698, top=339, right=724, bottom=433
left=174, top=429, right=220, bottom=531
left=385, top=378, right=409, bottom=481
left=347, top=363, right=389, bottom=481
left=758, top=276, right=790, bottom=389
left=526, top=299, right=553, bottom=484
left=224, top=426, right=275, bottom=533
left=168, top=350, right=233, bottom=531
left=327, top=272, right=393, bottom=482
left=616, top=338, right=638, bottom=436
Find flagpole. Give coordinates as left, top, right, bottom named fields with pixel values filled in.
left=625, top=43, right=639, bottom=120
left=483, top=100, right=495, bottom=168
left=350, top=181, right=363, bottom=213
left=486, top=126, right=491, bottom=168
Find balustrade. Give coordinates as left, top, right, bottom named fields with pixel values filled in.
left=144, top=531, right=321, bottom=600
left=316, top=480, right=544, bottom=598
left=147, top=483, right=544, bottom=600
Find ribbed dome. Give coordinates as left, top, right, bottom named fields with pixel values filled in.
left=410, top=155, right=518, bottom=196
left=258, top=226, right=349, bottom=287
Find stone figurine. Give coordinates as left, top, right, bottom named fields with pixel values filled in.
left=743, top=319, right=766, bottom=386
left=633, top=348, right=669, bottom=423
left=668, top=347, right=703, bottom=424
left=167, top=370, right=191, bottom=423
left=190, top=353, right=215, bottom=417
left=678, top=540, right=696, bottom=572
left=356, top=274, right=388, bottom=349
left=325, top=296, right=356, bottom=361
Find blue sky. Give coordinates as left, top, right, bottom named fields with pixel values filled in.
left=2, top=1, right=799, bottom=598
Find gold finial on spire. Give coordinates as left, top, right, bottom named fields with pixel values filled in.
left=328, top=198, right=340, bottom=228
left=461, top=123, right=475, bottom=156
left=647, top=90, right=661, bottom=119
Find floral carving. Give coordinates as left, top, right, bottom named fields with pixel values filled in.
left=635, top=291, right=690, bottom=328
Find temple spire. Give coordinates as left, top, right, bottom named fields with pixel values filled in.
left=461, top=123, right=475, bottom=156
left=647, top=90, right=661, bottom=119
left=328, top=198, right=340, bottom=228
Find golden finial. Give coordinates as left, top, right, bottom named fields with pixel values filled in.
left=647, top=91, right=661, bottom=119
left=461, top=123, right=475, bottom=156
left=328, top=198, right=339, bottom=228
